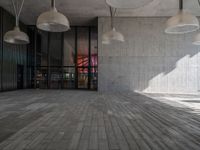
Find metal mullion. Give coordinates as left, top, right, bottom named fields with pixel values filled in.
left=88, top=27, right=91, bottom=89
left=61, top=32, right=64, bottom=89
left=34, top=27, right=37, bottom=89
left=47, top=32, right=50, bottom=88
left=0, top=8, right=3, bottom=91
left=75, top=27, right=78, bottom=89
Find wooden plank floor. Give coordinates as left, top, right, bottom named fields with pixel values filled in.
left=0, top=90, right=200, bottom=150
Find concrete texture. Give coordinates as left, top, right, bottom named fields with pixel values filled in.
left=0, top=90, right=200, bottom=149
left=98, top=17, right=200, bottom=93
left=0, top=0, right=200, bottom=25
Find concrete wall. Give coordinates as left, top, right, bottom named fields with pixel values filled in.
left=98, top=17, right=200, bottom=94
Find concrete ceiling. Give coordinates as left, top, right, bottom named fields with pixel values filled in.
left=0, top=0, right=200, bottom=26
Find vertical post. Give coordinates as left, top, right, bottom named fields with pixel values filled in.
left=75, top=27, right=78, bottom=89
left=61, top=32, right=64, bottom=89
left=96, top=26, right=98, bottom=91
left=0, top=8, right=3, bottom=91
left=34, top=28, right=37, bottom=89
left=88, top=27, right=91, bottom=90
left=47, top=32, right=50, bottom=88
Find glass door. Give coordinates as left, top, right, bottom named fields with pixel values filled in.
left=63, top=67, right=75, bottom=89
left=77, top=67, right=88, bottom=89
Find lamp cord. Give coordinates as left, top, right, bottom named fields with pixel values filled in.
left=179, top=0, right=183, bottom=10
left=11, top=0, right=25, bottom=26
left=109, top=6, right=117, bottom=29
left=51, top=0, right=56, bottom=9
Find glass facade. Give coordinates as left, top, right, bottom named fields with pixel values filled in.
left=28, top=26, right=98, bottom=90
left=0, top=8, right=27, bottom=92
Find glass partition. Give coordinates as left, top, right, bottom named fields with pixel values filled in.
left=50, top=67, right=62, bottom=89
left=90, top=67, right=98, bottom=90
left=63, top=27, right=75, bottom=66
left=63, top=67, right=75, bottom=89
left=31, top=26, right=98, bottom=90
left=36, top=67, right=48, bottom=89
left=78, top=67, right=88, bottom=89
left=49, top=33, right=62, bottom=67
left=77, top=28, right=89, bottom=67
left=90, top=28, right=98, bottom=67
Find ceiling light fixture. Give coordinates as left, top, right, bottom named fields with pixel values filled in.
left=193, top=33, right=200, bottom=45
left=165, top=0, right=199, bottom=34
left=37, top=0, right=70, bottom=32
left=106, top=0, right=154, bottom=9
left=102, top=7, right=125, bottom=45
left=192, top=0, right=200, bottom=45
left=4, top=0, right=29, bottom=45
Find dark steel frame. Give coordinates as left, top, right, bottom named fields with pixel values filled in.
left=0, top=7, right=28, bottom=92
left=28, top=26, right=98, bottom=91
left=0, top=8, right=3, bottom=91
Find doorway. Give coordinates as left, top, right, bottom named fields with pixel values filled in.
left=17, top=65, right=24, bottom=89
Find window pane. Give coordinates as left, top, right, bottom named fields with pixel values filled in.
left=41, top=31, right=48, bottom=66
left=36, top=32, right=41, bottom=66
left=78, top=67, right=88, bottom=89
left=36, top=30, right=48, bottom=66
left=63, top=67, right=75, bottom=89
left=91, top=28, right=98, bottom=67
left=90, top=67, right=98, bottom=90
left=36, top=67, right=48, bottom=89
left=50, top=67, right=62, bottom=89
left=77, top=28, right=89, bottom=67
left=63, top=28, right=75, bottom=66
left=49, top=33, right=62, bottom=66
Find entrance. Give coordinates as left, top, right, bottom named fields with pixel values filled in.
left=17, top=65, right=24, bottom=89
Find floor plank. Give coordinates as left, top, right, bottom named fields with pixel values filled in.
left=0, top=90, right=200, bottom=150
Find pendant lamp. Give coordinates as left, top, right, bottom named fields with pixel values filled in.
left=106, top=0, right=154, bottom=9
left=193, top=33, right=200, bottom=45
left=4, top=0, right=29, bottom=45
left=37, top=0, right=70, bottom=32
left=102, top=7, right=125, bottom=45
left=192, top=0, right=200, bottom=45
left=165, top=0, right=199, bottom=34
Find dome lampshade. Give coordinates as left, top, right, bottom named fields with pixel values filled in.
left=102, top=7, right=125, bottom=44
left=193, top=33, right=200, bottom=45
left=37, top=0, right=70, bottom=32
left=106, top=0, right=154, bottom=9
left=3, top=0, right=29, bottom=45
left=165, top=10, right=199, bottom=34
left=102, top=28, right=125, bottom=44
left=4, top=26, right=29, bottom=44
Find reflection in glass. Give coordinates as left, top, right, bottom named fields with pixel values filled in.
left=63, top=67, right=75, bottom=89
left=63, top=28, right=75, bottom=66
left=36, top=67, right=48, bottom=89
left=77, top=28, right=89, bottom=67
left=34, top=27, right=98, bottom=90
left=90, top=28, right=98, bottom=66
left=90, top=67, right=98, bottom=90
left=78, top=68, right=88, bottom=89
left=36, top=31, right=48, bottom=66
left=36, top=33, right=41, bottom=66
left=49, top=33, right=62, bottom=66
left=40, top=31, right=48, bottom=66
left=50, top=68, right=62, bottom=89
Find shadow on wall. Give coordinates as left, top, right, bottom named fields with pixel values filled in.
left=98, top=17, right=200, bottom=93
